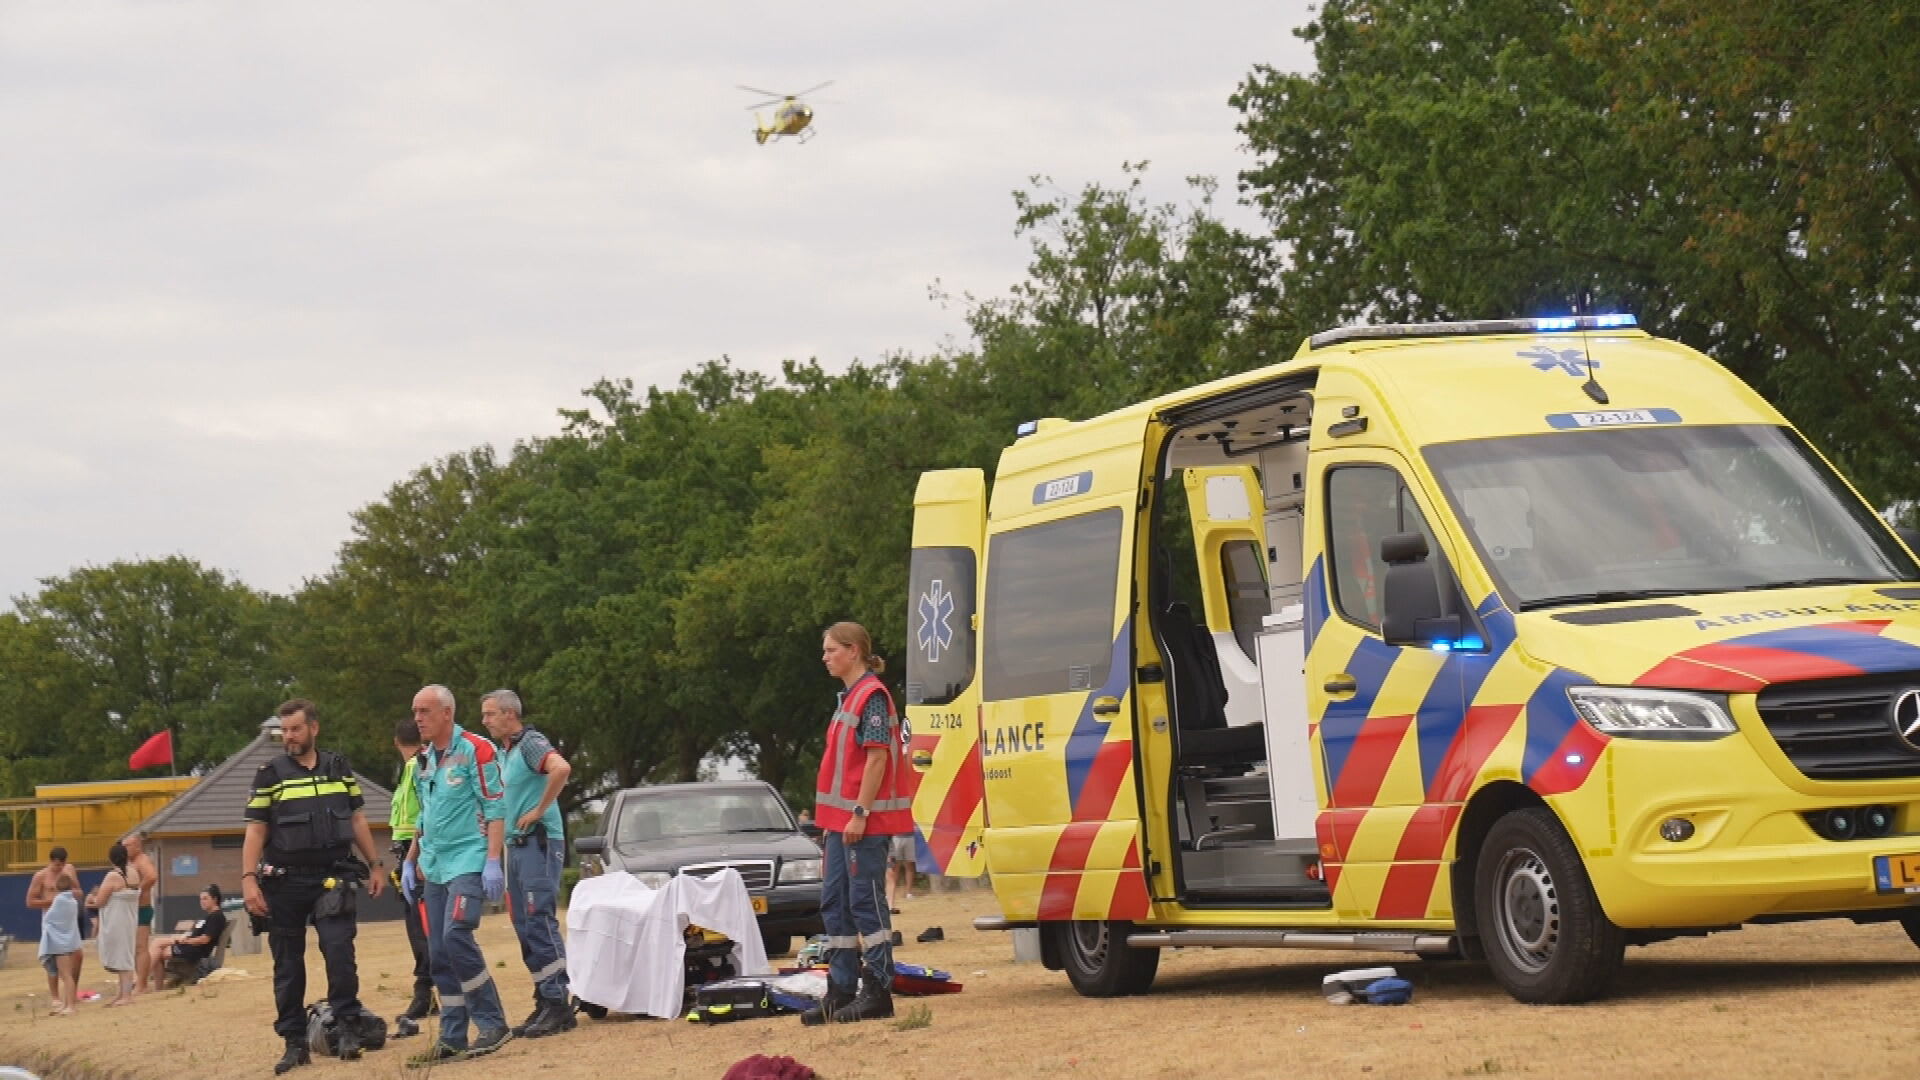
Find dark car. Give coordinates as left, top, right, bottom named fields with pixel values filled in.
left=573, top=780, right=823, bottom=956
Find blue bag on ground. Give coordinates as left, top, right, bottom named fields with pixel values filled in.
left=1358, top=976, right=1414, bottom=1005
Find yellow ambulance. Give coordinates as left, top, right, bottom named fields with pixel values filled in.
left=904, top=315, right=1920, bottom=1004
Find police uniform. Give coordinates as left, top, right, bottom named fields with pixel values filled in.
left=245, top=748, right=372, bottom=1043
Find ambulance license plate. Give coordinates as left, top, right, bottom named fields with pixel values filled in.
left=1872, top=853, right=1920, bottom=893
left=751, top=895, right=768, bottom=914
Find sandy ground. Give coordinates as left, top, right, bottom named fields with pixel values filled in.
left=2, top=885, right=1919, bottom=1079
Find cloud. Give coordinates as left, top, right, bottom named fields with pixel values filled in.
left=0, top=1, right=1317, bottom=606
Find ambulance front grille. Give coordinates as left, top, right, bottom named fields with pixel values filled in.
left=680, top=860, right=775, bottom=892
left=1756, top=675, right=1920, bottom=780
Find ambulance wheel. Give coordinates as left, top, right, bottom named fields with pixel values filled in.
left=1051, top=920, right=1159, bottom=997
left=1897, top=911, right=1920, bottom=951
left=1475, top=807, right=1623, bottom=1004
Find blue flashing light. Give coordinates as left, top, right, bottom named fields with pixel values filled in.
left=1429, top=641, right=1453, bottom=653
left=1015, top=420, right=1039, bottom=437
left=1592, top=313, right=1638, bottom=328
left=1536, top=317, right=1577, bottom=330
left=1457, top=636, right=1485, bottom=651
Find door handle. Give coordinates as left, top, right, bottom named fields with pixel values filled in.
left=1323, top=674, right=1358, bottom=695
left=1091, top=696, right=1121, bottom=717
left=911, top=749, right=934, bottom=772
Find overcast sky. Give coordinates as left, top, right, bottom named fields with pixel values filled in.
left=0, top=2, right=1317, bottom=608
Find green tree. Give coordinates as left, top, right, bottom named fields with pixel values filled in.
left=2, top=557, right=287, bottom=785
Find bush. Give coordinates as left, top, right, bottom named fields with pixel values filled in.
left=560, top=867, right=581, bottom=907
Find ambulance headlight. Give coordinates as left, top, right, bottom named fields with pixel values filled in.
left=629, top=871, right=672, bottom=890
left=779, top=857, right=823, bottom=884
left=1566, top=687, right=1735, bottom=740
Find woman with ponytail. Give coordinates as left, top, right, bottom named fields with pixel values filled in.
left=799, top=621, right=909, bottom=1026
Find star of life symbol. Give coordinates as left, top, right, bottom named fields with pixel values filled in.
left=1518, top=345, right=1595, bottom=377
left=916, top=579, right=956, bottom=663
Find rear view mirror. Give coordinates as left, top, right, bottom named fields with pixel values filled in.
left=1380, top=532, right=1465, bottom=648
left=573, top=835, right=606, bottom=857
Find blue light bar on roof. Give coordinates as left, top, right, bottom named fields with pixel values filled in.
left=1015, top=420, right=1040, bottom=437
left=1309, top=314, right=1638, bottom=350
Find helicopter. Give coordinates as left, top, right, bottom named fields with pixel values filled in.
left=739, top=81, right=833, bottom=144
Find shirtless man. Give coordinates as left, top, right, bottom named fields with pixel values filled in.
left=123, top=833, right=159, bottom=992
left=26, top=848, right=84, bottom=1008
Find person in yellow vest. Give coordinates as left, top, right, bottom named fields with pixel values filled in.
left=801, top=621, right=910, bottom=1025
left=389, top=718, right=435, bottom=1022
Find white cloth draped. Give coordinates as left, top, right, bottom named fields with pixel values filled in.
left=565, top=867, right=771, bottom=1018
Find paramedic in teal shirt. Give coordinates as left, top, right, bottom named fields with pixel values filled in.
left=402, top=684, right=511, bottom=1063
left=479, top=688, right=576, bottom=1040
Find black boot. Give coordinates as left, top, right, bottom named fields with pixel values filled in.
left=510, top=996, right=543, bottom=1037
left=403, top=982, right=436, bottom=1021
left=798, top=983, right=855, bottom=1026
left=831, top=983, right=894, bottom=1023
left=520, top=998, right=577, bottom=1038
left=273, top=1037, right=310, bottom=1075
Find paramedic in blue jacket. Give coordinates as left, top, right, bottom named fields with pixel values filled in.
left=402, top=684, right=511, bottom=1063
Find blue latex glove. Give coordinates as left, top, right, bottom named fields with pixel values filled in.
left=482, top=858, right=505, bottom=903
left=400, top=861, right=418, bottom=902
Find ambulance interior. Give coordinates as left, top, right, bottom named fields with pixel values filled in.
left=1153, top=385, right=1329, bottom=903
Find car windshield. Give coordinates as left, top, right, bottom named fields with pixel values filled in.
left=612, top=788, right=795, bottom=845
left=1423, top=424, right=1919, bottom=611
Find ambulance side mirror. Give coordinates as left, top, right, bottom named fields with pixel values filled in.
left=1380, top=532, right=1462, bottom=648
left=574, top=835, right=606, bottom=858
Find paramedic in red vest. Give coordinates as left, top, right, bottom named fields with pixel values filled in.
left=803, top=621, right=909, bottom=1025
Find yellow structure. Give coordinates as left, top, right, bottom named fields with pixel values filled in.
left=0, top=777, right=198, bottom=870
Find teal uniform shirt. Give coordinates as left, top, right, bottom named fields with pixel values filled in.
left=414, top=723, right=506, bottom=883
left=502, top=728, right=565, bottom=842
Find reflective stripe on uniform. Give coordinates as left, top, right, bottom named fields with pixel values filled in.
left=532, top=957, right=566, bottom=982
left=459, top=971, right=494, bottom=994
left=816, top=791, right=912, bottom=812
left=441, top=993, right=465, bottom=1009
left=824, top=935, right=862, bottom=949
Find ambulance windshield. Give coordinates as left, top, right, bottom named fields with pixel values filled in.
left=1424, top=424, right=1920, bottom=610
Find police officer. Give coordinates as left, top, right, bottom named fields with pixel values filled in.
left=477, top=689, right=575, bottom=1038
left=402, top=684, right=512, bottom=1064
left=241, top=699, right=387, bottom=1074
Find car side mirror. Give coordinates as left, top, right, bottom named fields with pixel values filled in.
left=1380, top=531, right=1464, bottom=648
left=573, top=835, right=606, bottom=857
left=798, top=822, right=822, bottom=840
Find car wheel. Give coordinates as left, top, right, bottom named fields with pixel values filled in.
left=1048, top=920, right=1159, bottom=997
left=1475, top=807, right=1624, bottom=1004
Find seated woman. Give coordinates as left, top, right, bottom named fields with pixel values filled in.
left=146, top=884, right=229, bottom=986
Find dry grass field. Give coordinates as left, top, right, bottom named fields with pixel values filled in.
left=3, top=885, right=1918, bottom=1079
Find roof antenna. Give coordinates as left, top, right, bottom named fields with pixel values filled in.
left=1574, top=293, right=1609, bottom=405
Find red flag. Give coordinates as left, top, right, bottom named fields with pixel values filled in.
left=129, top=730, right=173, bottom=770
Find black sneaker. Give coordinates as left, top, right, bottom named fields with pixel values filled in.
left=799, top=984, right=855, bottom=1027
left=831, top=984, right=895, bottom=1023
left=273, top=1038, right=310, bottom=1075
left=405, top=1042, right=465, bottom=1069
left=916, top=926, right=945, bottom=943
left=466, top=1026, right=513, bottom=1058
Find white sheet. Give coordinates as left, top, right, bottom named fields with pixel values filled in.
left=565, top=867, right=772, bottom=1018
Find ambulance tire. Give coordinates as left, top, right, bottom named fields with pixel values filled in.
left=1051, top=920, right=1159, bottom=997
left=1897, top=910, right=1920, bottom=952
left=1475, top=808, right=1623, bottom=1005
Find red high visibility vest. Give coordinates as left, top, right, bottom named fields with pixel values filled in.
left=813, top=673, right=912, bottom=835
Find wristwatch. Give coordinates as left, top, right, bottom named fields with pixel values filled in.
left=852, top=805, right=868, bottom=818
